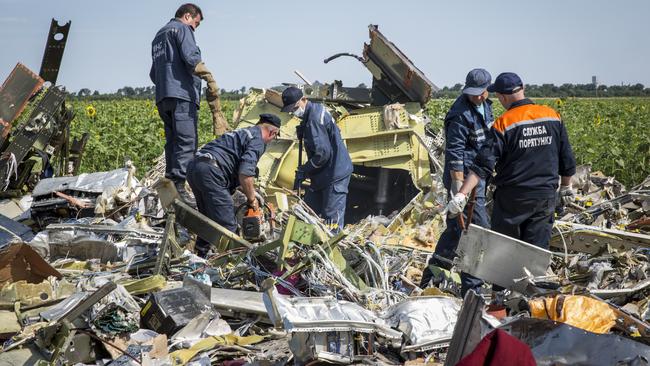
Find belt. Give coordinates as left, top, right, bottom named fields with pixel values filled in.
left=196, top=155, right=219, bottom=168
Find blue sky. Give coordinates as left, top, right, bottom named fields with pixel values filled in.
left=0, top=0, right=647, bottom=93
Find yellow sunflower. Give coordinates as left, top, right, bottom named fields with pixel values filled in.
left=85, top=105, right=97, bottom=118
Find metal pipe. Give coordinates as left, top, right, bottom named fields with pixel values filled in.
left=294, top=70, right=312, bottom=86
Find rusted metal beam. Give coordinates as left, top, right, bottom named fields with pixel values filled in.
left=39, top=19, right=71, bottom=84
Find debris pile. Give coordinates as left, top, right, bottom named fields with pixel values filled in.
left=2, top=22, right=650, bottom=366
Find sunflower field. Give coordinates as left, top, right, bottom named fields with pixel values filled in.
left=68, top=97, right=650, bottom=187
left=68, top=99, right=238, bottom=177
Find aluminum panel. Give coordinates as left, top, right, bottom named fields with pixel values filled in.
left=456, top=224, right=552, bottom=290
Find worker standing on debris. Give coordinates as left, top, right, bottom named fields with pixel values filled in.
left=186, top=114, right=281, bottom=257
left=281, top=87, right=353, bottom=232
left=448, top=72, right=576, bottom=254
left=420, top=69, right=494, bottom=295
left=150, top=3, right=227, bottom=205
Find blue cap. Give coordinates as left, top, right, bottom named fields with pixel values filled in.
left=281, top=87, right=303, bottom=112
left=258, top=113, right=281, bottom=128
left=487, top=72, right=524, bottom=94
left=462, top=68, right=491, bottom=96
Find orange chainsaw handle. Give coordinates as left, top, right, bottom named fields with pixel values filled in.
left=245, top=206, right=263, bottom=217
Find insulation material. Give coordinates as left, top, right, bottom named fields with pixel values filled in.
left=529, top=295, right=617, bottom=334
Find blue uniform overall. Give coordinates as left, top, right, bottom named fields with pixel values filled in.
left=471, top=99, right=576, bottom=250
left=299, top=102, right=353, bottom=232
left=186, top=126, right=266, bottom=255
left=421, top=95, right=494, bottom=296
left=150, top=19, right=203, bottom=183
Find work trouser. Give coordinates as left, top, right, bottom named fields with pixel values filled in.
left=186, top=157, right=237, bottom=256
left=490, top=191, right=556, bottom=292
left=421, top=191, right=489, bottom=296
left=491, top=191, right=556, bottom=250
left=304, top=175, right=351, bottom=233
left=157, top=98, right=198, bottom=183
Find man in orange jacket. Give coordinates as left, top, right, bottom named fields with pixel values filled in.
left=448, top=72, right=576, bottom=252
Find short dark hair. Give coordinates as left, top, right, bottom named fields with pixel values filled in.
left=175, top=3, right=203, bottom=20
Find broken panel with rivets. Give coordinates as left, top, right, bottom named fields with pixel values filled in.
left=0, top=86, right=69, bottom=192
left=0, top=63, right=44, bottom=145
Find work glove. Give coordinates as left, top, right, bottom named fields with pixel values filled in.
left=206, top=88, right=229, bottom=136
left=558, top=185, right=576, bottom=206
left=194, top=62, right=216, bottom=84
left=206, top=80, right=219, bottom=96
left=451, top=179, right=463, bottom=196
left=195, top=63, right=229, bottom=136
left=293, top=168, right=306, bottom=191
left=446, top=192, right=468, bottom=217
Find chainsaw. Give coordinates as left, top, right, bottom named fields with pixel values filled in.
left=237, top=196, right=275, bottom=242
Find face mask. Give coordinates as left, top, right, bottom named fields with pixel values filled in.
left=292, top=105, right=305, bottom=119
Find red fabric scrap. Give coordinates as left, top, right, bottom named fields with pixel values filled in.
left=456, top=328, right=536, bottom=366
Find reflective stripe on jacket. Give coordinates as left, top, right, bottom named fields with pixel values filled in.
left=470, top=99, right=576, bottom=198
left=443, top=94, right=494, bottom=196
left=198, top=126, right=266, bottom=191
left=300, top=102, right=353, bottom=190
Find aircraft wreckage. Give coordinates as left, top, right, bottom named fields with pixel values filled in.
left=0, top=24, right=650, bottom=365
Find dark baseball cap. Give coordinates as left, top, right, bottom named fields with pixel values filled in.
left=258, top=113, right=281, bottom=128
left=462, top=68, right=491, bottom=96
left=281, top=87, right=303, bottom=113
left=487, top=72, right=524, bottom=94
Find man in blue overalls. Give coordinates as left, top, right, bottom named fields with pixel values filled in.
left=186, top=114, right=281, bottom=257
left=448, top=72, right=576, bottom=260
left=420, top=69, right=494, bottom=296
left=281, top=87, right=353, bottom=232
left=150, top=3, right=223, bottom=205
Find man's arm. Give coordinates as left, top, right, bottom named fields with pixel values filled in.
left=149, top=64, right=155, bottom=84
left=458, top=171, right=481, bottom=196
left=556, top=121, right=577, bottom=205
left=238, top=132, right=265, bottom=207
left=448, top=129, right=504, bottom=215
left=451, top=171, right=464, bottom=181
left=445, top=116, right=468, bottom=179
left=301, top=117, right=332, bottom=175
left=558, top=122, right=577, bottom=179
left=469, top=129, right=504, bottom=182
left=238, top=174, right=258, bottom=209
left=176, top=26, right=202, bottom=68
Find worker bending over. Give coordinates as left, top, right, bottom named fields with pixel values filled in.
left=186, top=114, right=281, bottom=257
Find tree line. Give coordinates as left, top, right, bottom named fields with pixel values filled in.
left=70, top=86, right=249, bottom=100
left=69, top=83, right=650, bottom=100
left=433, top=83, right=650, bottom=98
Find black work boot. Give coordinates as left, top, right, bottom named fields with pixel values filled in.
left=420, top=265, right=449, bottom=288
left=420, top=267, right=434, bottom=288
left=174, top=180, right=197, bottom=208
